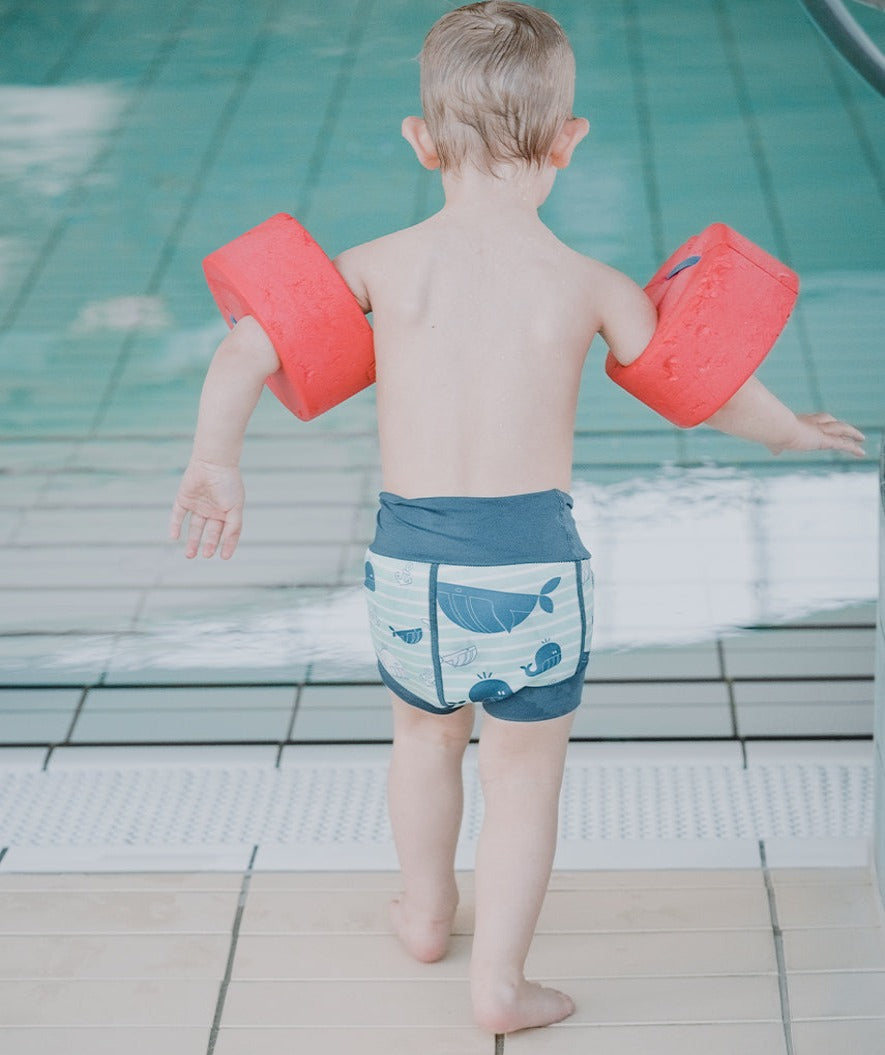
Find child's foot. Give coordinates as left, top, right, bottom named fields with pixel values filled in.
left=390, top=894, right=457, bottom=963
left=471, top=977, right=576, bottom=1034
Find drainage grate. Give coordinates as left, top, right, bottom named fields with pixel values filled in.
left=0, top=748, right=873, bottom=867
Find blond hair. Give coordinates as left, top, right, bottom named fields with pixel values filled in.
left=419, top=1, right=576, bottom=174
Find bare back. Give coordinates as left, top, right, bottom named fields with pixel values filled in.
left=335, top=203, right=652, bottom=498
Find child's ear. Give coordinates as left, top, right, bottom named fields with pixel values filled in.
left=402, top=116, right=441, bottom=170
left=550, top=117, right=590, bottom=170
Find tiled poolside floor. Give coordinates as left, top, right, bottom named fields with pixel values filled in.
left=1, top=866, right=884, bottom=1053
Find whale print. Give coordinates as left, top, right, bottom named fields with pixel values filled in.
left=468, top=672, right=514, bottom=704
left=521, top=640, right=562, bottom=677
left=364, top=561, right=376, bottom=591
left=436, top=577, right=560, bottom=634
left=441, top=644, right=478, bottom=668
left=390, top=626, right=423, bottom=644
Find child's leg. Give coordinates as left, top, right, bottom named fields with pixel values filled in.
left=470, top=710, right=576, bottom=1034
left=387, top=692, right=475, bottom=963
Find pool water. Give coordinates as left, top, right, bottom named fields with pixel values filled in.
left=0, top=0, right=882, bottom=748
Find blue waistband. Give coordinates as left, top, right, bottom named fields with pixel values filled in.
left=369, top=489, right=590, bottom=566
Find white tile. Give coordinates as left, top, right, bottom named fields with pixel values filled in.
left=220, top=978, right=475, bottom=1027
left=788, top=970, right=885, bottom=1020
left=0, top=1027, right=210, bottom=1055
left=0, top=709, right=74, bottom=741
left=82, top=686, right=296, bottom=711
left=0, top=845, right=255, bottom=873
left=290, top=705, right=392, bottom=741
left=722, top=628, right=876, bottom=678
left=774, top=877, right=884, bottom=927
left=276, top=742, right=391, bottom=768
left=213, top=1026, right=489, bottom=1055
left=252, top=843, right=400, bottom=871
left=573, top=704, right=732, bottom=738
left=588, top=642, right=722, bottom=680
left=0, top=688, right=82, bottom=711
left=70, top=707, right=291, bottom=742
left=298, top=684, right=390, bottom=709
left=0, top=932, right=230, bottom=979
left=0, top=747, right=46, bottom=768
left=0, top=978, right=219, bottom=1026
left=783, top=926, right=885, bottom=971
left=46, top=744, right=278, bottom=768
left=746, top=739, right=874, bottom=765
left=552, top=838, right=761, bottom=870
left=791, top=1018, right=885, bottom=1053
left=504, top=1023, right=787, bottom=1055
left=762, top=838, right=872, bottom=869
left=566, top=740, right=744, bottom=765
left=535, top=884, right=773, bottom=931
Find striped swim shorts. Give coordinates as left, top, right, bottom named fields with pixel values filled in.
left=363, top=489, right=593, bottom=722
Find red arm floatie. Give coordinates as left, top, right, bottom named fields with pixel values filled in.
left=605, top=223, right=799, bottom=427
left=202, top=213, right=375, bottom=421
left=203, top=218, right=797, bottom=428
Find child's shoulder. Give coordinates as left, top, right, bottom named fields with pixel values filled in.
left=332, top=222, right=427, bottom=310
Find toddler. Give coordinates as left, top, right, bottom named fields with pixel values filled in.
left=170, top=1, right=864, bottom=1033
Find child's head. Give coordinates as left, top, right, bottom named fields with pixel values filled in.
left=418, top=1, right=577, bottom=175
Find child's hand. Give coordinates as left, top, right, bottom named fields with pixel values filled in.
left=169, top=459, right=245, bottom=559
left=769, top=413, right=866, bottom=458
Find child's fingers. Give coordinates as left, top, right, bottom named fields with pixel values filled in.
left=201, top=519, right=225, bottom=559
left=185, top=513, right=207, bottom=559
left=169, top=501, right=187, bottom=542
left=820, top=421, right=866, bottom=457
left=219, top=524, right=242, bottom=560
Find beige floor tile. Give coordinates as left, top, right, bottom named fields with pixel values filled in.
left=221, top=978, right=474, bottom=1027
left=0, top=890, right=239, bottom=933
left=231, top=932, right=472, bottom=980
left=214, top=1026, right=492, bottom=1054
left=783, top=926, right=885, bottom=971
left=0, top=979, right=219, bottom=1026
left=0, top=1027, right=210, bottom=1055
left=774, top=884, right=884, bottom=928
left=525, top=928, right=776, bottom=976
left=247, top=870, right=404, bottom=891
left=0, top=933, right=230, bottom=979
left=771, top=867, right=874, bottom=885
left=788, top=971, right=885, bottom=1019
left=535, top=886, right=772, bottom=932
left=505, top=1021, right=787, bottom=1054
left=558, top=974, right=782, bottom=1025
left=791, top=1018, right=885, bottom=1055
left=238, top=887, right=475, bottom=935
left=547, top=869, right=765, bottom=890
left=0, top=872, right=243, bottom=891
left=238, top=888, right=391, bottom=935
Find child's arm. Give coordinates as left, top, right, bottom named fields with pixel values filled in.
left=169, top=316, right=280, bottom=559
left=596, top=269, right=864, bottom=458
left=704, top=375, right=865, bottom=457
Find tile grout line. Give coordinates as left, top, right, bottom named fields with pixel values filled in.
left=88, top=0, right=288, bottom=439
left=0, top=0, right=203, bottom=336
left=759, top=840, right=795, bottom=1055
left=206, top=843, right=258, bottom=1055
left=621, top=0, right=666, bottom=263
left=711, top=0, right=826, bottom=413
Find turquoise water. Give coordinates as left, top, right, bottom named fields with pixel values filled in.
left=0, top=0, right=882, bottom=744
